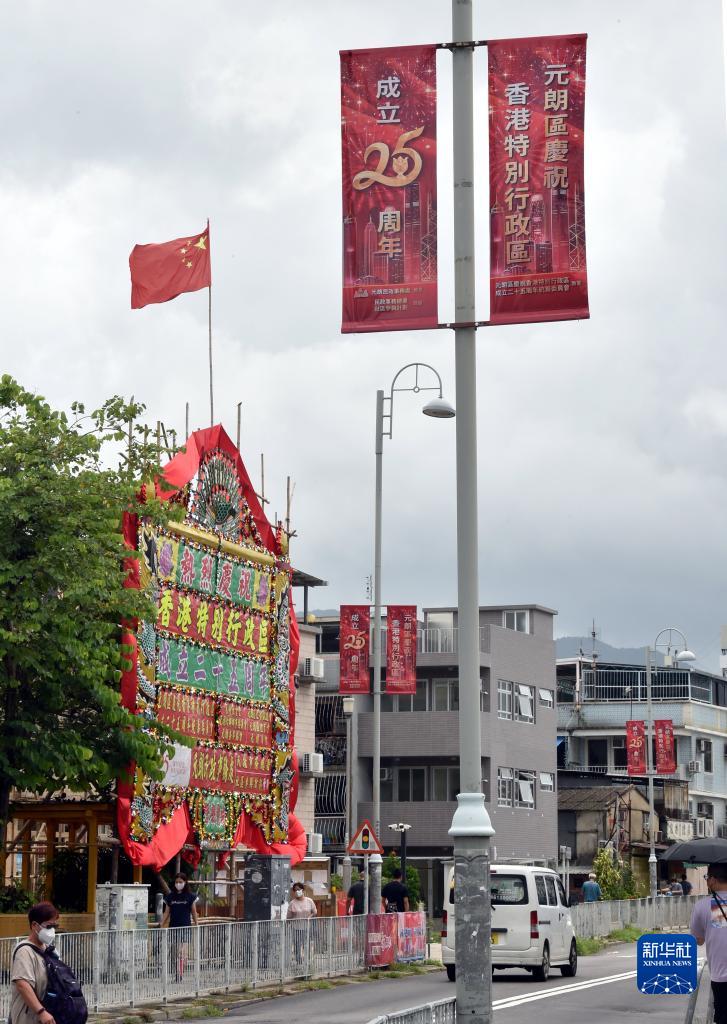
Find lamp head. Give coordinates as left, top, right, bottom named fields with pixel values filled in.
left=422, top=396, right=455, bottom=419
left=676, top=649, right=696, bottom=663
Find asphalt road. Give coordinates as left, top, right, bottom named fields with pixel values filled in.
left=203, top=944, right=693, bottom=1024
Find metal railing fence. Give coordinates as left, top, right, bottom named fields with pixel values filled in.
left=368, top=999, right=456, bottom=1024
left=0, top=916, right=368, bottom=1014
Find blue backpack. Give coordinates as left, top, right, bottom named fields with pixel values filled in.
left=13, top=943, right=88, bottom=1024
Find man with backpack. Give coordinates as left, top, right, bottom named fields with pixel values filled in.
left=10, top=901, right=87, bottom=1024
left=381, top=868, right=410, bottom=913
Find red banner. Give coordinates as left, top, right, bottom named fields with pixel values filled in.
left=396, top=911, right=427, bottom=962
left=340, top=605, right=371, bottom=694
left=157, top=586, right=271, bottom=659
left=365, top=914, right=398, bottom=966
left=655, top=720, right=676, bottom=775
left=386, top=605, right=417, bottom=694
left=189, top=747, right=272, bottom=796
left=156, top=688, right=216, bottom=742
left=488, top=34, right=589, bottom=325
left=218, top=700, right=273, bottom=748
left=341, top=45, right=438, bottom=333
left=626, top=720, right=646, bottom=776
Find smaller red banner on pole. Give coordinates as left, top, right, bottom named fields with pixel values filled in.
left=340, top=605, right=371, bottom=694
left=626, top=720, right=646, bottom=776
left=386, top=605, right=417, bottom=694
left=654, top=720, right=676, bottom=775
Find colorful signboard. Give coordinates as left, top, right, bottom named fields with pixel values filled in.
left=365, top=914, right=398, bottom=966
left=122, top=434, right=296, bottom=854
left=341, top=45, right=438, bottom=332
left=340, top=605, right=371, bottom=694
left=637, top=934, right=697, bottom=995
left=626, top=720, right=647, bottom=776
left=396, top=912, right=427, bottom=963
left=385, top=605, right=417, bottom=694
left=488, top=34, right=589, bottom=325
left=655, top=720, right=676, bottom=775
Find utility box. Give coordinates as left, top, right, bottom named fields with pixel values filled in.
left=95, top=884, right=149, bottom=931
left=243, top=855, right=291, bottom=921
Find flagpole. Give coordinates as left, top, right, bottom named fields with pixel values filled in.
left=208, top=282, right=214, bottom=427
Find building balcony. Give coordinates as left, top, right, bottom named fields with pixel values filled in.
left=559, top=667, right=711, bottom=704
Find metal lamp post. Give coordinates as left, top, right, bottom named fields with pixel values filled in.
left=371, top=362, right=455, bottom=913
left=645, top=628, right=696, bottom=898
left=388, top=822, right=411, bottom=880
left=341, top=695, right=355, bottom=896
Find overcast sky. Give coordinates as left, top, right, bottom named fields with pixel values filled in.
left=3, top=1, right=726, bottom=671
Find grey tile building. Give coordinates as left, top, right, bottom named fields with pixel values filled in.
left=312, top=603, right=559, bottom=916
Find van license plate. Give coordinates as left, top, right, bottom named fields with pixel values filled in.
left=491, top=934, right=499, bottom=945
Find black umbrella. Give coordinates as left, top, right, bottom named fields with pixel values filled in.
left=660, top=837, right=727, bottom=864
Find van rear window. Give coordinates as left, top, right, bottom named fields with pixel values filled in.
left=490, top=874, right=528, bottom=905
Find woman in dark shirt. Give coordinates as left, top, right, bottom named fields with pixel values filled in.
left=161, top=873, right=199, bottom=981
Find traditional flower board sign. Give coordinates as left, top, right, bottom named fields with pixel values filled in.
left=117, top=426, right=305, bottom=869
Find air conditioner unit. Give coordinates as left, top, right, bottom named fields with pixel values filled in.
left=308, top=833, right=323, bottom=855
left=303, top=657, right=325, bottom=679
left=705, top=819, right=715, bottom=838
left=697, top=818, right=706, bottom=837
left=687, top=760, right=702, bottom=773
left=300, top=752, right=324, bottom=776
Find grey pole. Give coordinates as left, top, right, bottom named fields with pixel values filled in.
left=448, top=3, right=495, bottom=1024
left=370, top=388, right=385, bottom=914
left=343, top=709, right=353, bottom=895
left=645, top=645, right=657, bottom=899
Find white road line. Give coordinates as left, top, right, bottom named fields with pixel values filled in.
left=493, top=969, right=637, bottom=1009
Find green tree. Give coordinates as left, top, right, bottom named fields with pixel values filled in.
left=592, top=846, right=639, bottom=900
left=0, top=377, right=184, bottom=873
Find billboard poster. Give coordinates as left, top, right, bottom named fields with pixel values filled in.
left=340, top=605, right=371, bottom=694
left=626, top=720, right=647, bottom=776
left=365, top=914, right=398, bottom=966
left=655, top=720, right=676, bottom=775
left=488, top=34, right=589, bottom=325
left=396, top=911, right=427, bottom=962
left=386, top=605, right=417, bottom=694
left=341, top=45, right=438, bottom=332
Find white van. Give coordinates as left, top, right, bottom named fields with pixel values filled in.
left=441, top=863, right=577, bottom=982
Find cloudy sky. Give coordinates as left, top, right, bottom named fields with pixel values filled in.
left=3, top=1, right=727, bottom=670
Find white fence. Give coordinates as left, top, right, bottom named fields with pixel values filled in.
left=369, top=1000, right=456, bottom=1024
left=572, top=894, right=697, bottom=937
left=0, top=916, right=368, bottom=1014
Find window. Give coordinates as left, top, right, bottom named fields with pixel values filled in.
left=587, top=738, right=608, bottom=770
left=613, top=735, right=627, bottom=770
left=490, top=874, right=528, bottom=904
left=698, top=801, right=714, bottom=819
left=544, top=876, right=558, bottom=906
left=699, top=739, right=713, bottom=774
left=432, top=766, right=460, bottom=802
left=538, top=688, right=554, bottom=708
left=514, top=770, right=535, bottom=808
left=497, top=767, right=513, bottom=807
left=503, top=609, right=529, bottom=633
left=480, top=677, right=490, bottom=713
left=397, top=767, right=426, bottom=801
left=535, top=875, right=548, bottom=905
left=515, top=684, right=535, bottom=724
left=556, top=878, right=568, bottom=907
left=433, top=679, right=459, bottom=711
left=539, top=772, right=554, bottom=792
left=381, top=694, right=394, bottom=712
left=380, top=768, right=394, bottom=802
left=397, top=680, right=428, bottom=712
left=498, top=680, right=513, bottom=720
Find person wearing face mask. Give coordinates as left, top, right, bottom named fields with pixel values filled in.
left=287, top=884, right=317, bottom=967
left=10, top=902, right=59, bottom=1024
left=161, top=873, right=199, bottom=981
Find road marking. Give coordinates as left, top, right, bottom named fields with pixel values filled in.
left=493, top=969, right=637, bottom=1009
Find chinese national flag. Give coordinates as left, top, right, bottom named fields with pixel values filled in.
left=130, top=226, right=211, bottom=309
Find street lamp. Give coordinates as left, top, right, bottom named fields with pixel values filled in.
left=341, top=695, right=355, bottom=897
left=388, top=822, right=411, bottom=880
left=371, top=362, right=455, bottom=913
left=645, top=628, right=696, bottom=899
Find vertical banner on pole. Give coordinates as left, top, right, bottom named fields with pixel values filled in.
left=654, top=720, right=676, bottom=775
left=340, top=605, right=371, bottom=694
left=340, top=45, right=438, bottom=332
left=488, top=34, right=589, bottom=325
left=385, top=605, right=417, bottom=694
left=626, top=720, right=647, bottom=776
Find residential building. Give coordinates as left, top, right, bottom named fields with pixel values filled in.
left=312, top=603, right=559, bottom=917
left=557, top=654, right=727, bottom=887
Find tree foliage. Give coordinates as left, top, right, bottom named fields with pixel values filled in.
left=0, top=376, right=183, bottom=864
left=592, top=846, right=639, bottom=900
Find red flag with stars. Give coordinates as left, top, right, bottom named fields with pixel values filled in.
left=130, top=226, right=211, bottom=309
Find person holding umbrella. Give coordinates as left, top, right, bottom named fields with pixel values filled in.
left=690, top=863, right=727, bottom=1023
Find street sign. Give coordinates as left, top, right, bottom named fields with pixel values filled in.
left=348, top=819, right=383, bottom=855
left=637, top=934, right=697, bottom=995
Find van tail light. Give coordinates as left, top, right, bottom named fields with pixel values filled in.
left=530, top=910, right=539, bottom=940
left=441, top=909, right=448, bottom=939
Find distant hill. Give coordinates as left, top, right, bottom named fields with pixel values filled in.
left=555, top=636, right=665, bottom=665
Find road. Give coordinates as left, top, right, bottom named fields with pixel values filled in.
left=202, top=944, right=693, bottom=1024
